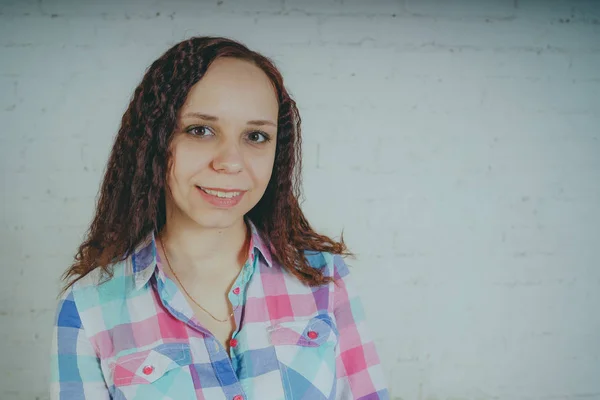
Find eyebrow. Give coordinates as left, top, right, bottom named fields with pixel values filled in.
left=181, top=112, right=277, bottom=127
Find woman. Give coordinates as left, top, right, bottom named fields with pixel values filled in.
left=50, top=36, right=389, bottom=400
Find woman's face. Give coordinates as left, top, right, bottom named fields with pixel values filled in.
left=165, top=57, right=279, bottom=230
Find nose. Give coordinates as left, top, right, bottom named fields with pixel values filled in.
left=212, top=141, right=243, bottom=174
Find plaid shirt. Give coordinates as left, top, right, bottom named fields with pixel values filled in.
left=50, top=221, right=389, bottom=399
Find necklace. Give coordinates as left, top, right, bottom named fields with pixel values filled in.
left=158, top=236, right=237, bottom=323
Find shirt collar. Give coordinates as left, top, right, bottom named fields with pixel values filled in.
left=131, top=218, right=273, bottom=290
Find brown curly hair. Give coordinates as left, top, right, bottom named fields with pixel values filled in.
left=61, top=36, right=350, bottom=292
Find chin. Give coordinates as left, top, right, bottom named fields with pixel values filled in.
left=190, top=209, right=246, bottom=230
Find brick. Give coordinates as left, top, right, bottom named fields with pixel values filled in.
left=0, top=0, right=37, bottom=16
left=568, top=53, right=600, bottom=79
left=390, top=51, right=575, bottom=80
left=0, top=78, right=17, bottom=111
left=283, top=0, right=403, bottom=16
left=6, top=169, right=101, bottom=200
left=318, top=15, right=600, bottom=52
left=481, top=78, right=600, bottom=113
left=172, top=14, right=320, bottom=47
left=517, top=0, right=600, bottom=22
left=0, top=16, right=99, bottom=47
left=405, top=0, right=516, bottom=19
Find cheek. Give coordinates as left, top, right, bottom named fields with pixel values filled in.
left=250, top=154, right=276, bottom=187
left=171, top=144, right=212, bottom=183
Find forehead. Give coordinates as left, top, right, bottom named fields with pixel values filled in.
left=180, top=57, right=279, bottom=121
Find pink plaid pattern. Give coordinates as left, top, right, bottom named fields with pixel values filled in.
left=50, top=220, right=389, bottom=399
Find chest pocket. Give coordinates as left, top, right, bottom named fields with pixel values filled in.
left=268, top=315, right=339, bottom=400
left=110, top=343, right=194, bottom=400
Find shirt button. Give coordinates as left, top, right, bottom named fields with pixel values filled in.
left=233, top=287, right=240, bottom=295
left=142, top=365, right=154, bottom=375
left=307, top=330, right=319, bottom=339
left=233, top=395, right=243, bottom=400
left=230, top=338, right=238, bottom=348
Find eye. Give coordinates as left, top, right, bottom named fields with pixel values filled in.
left=247, top=131, right=271, bottom=144
left=186, top=126, right=214, bottom=138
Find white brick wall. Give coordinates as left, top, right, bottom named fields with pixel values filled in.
left=1, top=0, right=599, bottom=399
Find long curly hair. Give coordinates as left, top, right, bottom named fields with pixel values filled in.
left=61, top=36, right=350, bottom=292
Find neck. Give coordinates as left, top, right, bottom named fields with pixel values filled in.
left=159, top=215, right=250, bottom=276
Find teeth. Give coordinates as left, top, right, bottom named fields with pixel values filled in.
left=201, top=188, right=241, bottom=198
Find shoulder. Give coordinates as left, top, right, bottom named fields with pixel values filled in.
left=304, top=250, right=351, bottom=280
left=54, top=258, right=136, bottom=339
left=54, top=285, right=82, bottom=330
left=66, top=258, right=134, bottom=310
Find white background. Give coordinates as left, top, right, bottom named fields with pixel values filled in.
left=1, top=0, right=599, bottom=399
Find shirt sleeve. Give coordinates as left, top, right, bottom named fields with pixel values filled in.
left=50, top=287, right=111, bottom=400
left=332, top=254, right=390, bottom=400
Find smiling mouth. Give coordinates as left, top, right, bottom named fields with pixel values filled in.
left=196, top=186, right=245, bottom=199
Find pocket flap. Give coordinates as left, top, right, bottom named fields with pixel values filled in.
left=268, top=315, right=338, bottom=347
left=112, top=343, right=192, bottom=387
